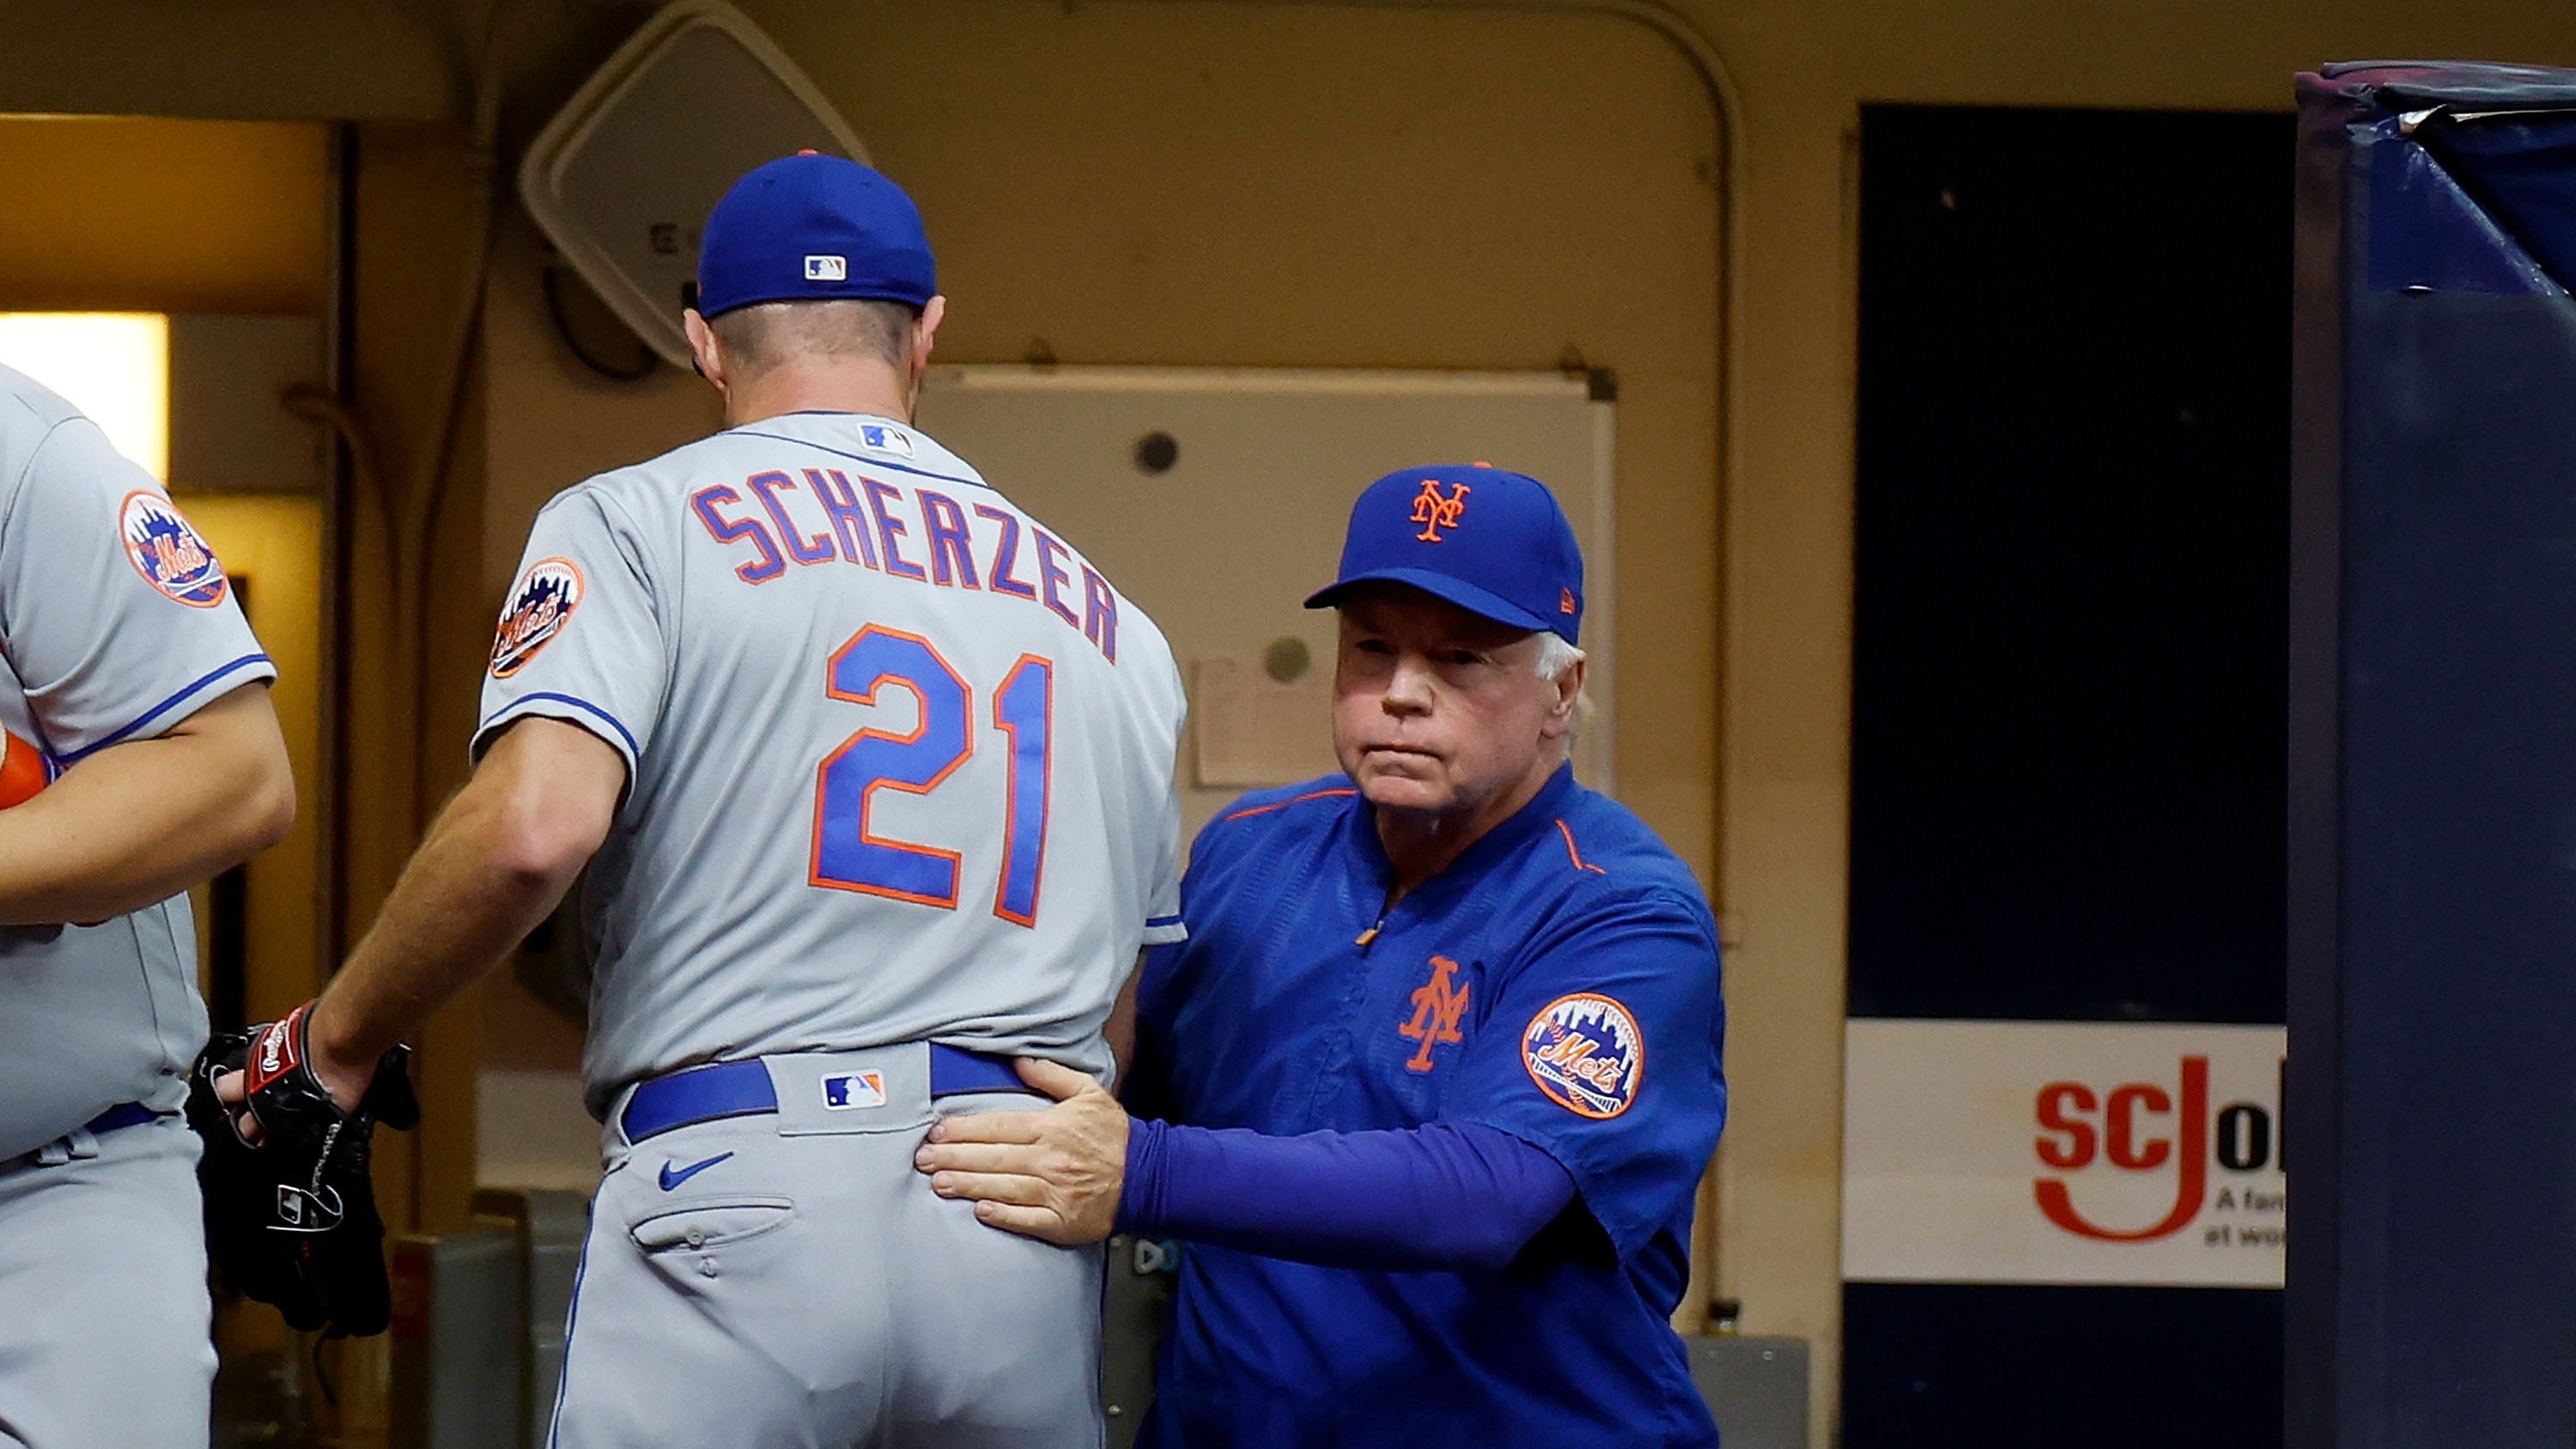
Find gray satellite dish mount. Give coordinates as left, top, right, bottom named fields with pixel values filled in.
left=517, top=0, right=869, bottom=370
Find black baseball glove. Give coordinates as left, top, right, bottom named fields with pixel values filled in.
left=185, top=1002, right=420, bottom=1337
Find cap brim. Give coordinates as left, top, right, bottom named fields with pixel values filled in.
left=1303, top=568, right=1552, bottom=633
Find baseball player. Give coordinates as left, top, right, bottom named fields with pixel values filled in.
left=238, top=154, right=1187, bottom=1448
left=920, top=465, right=1728, bottom=1447
left=0, top=362, right=295, bottom=1446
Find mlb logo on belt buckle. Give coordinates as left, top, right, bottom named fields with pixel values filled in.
left=822, top=1070, right=886, bottom=1110
left=804, top=254, right=848, bottom=281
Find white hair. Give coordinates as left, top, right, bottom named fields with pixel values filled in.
left=1534, top=631, right=1586, bottom=683
left=1534, top=632, right=1589, bottom=761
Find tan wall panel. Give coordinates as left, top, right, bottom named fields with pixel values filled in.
left=0, top=117, right=329, bottom=313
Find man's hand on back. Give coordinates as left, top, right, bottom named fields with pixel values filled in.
left=915, top=1058, right=1129, bottom=1246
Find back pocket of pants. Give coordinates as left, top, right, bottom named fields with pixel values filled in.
left=628, top=1197, right=793, bottom=1253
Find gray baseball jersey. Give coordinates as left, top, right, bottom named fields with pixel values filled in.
left=486, top=411, right=1182, bottom=1449
left=0, top=363, right=274, bottom=1157
left=0, top=362, right=269, bottom=1446
left=474, top=410, right=1187, bottom=1115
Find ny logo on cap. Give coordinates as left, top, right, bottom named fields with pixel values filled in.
left=805, top=254, right=848, bottom=281
left=1410, top=479, right=1470, bottom=543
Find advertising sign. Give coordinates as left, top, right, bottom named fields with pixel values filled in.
left=1843, top=1020, right=2285, bottom=1287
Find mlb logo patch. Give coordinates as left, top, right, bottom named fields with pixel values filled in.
left=1522, top=992, right=1644, bottom=1119
left=822, top=1070, right=887, bottom=1111
left=805, top=254, right=848, bottom=282
left=857, top=424, right=914, bottom=458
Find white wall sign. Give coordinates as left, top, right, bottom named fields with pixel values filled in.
left=1843, top=1019, right=2285, bottom=1288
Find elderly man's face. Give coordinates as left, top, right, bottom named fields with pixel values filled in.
left=1332, top=585, right=1571, bottom=822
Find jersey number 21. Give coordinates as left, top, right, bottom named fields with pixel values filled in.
left=809, top=625, right=1051, bottom=926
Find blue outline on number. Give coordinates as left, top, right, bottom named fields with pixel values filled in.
left=809, top=633, right=1056, bottom=926
left=811, top=627, right=971, bottom=906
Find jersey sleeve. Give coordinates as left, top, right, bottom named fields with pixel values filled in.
left=0, top=418, right=273, bottom=763
left=1140, top=780, right=1186, bottom=946
left=472, top=488, right=668, bottom=779
left=1134, top=654, right=1189, bottom=946
left=1442, top=888, right=1728, bottom=1262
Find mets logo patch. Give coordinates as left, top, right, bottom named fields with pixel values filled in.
left=489, top=557, right=584, bottom=678
left=119, top=491, right=228, bottom=607
left=1522, top=992, right=1643, bottom=1119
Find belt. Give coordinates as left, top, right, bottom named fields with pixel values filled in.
left=86, top=1103, right=163, bottom=1134
left=622, top=1045, right=1031, bottom=1144
left=19, top=1102, right=166, bottom=1167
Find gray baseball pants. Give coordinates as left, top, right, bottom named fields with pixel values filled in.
left=0, top=1113, right=213, bottom=1448
left=550, top=1046, right=1104, bottom=1448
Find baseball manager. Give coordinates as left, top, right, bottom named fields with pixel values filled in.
left=920, top=464, right=1728, bottom=1446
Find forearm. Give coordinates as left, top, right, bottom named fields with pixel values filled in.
left=0, top=687, right=291, bottom=925
left=1116, top=1119, right=1578, bottom=1272
left=310, top=787, right=580, bottom=1066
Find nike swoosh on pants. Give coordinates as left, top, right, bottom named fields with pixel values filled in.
left=659, top=1151, right=734, bottom=1191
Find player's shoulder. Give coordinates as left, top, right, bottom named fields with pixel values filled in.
left=0, top=366, right=75, bottom=430
left=0, top=366, right=83, bottom=466
left=1522, top=779, right=1717, bottom=934
left=1193, top=774, right=1360, bottom=852
left=575, top=429, right=748, bottom=501
left=0, top=367, right=143, bottom=518
left=528, top=439, right=720, bottom=540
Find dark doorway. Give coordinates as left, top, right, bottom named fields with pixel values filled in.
left=1844, top=104, right=2292, bottom=1446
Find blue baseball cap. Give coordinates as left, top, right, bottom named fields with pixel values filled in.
left=696, top=152, right=937, bottom=319
left=1304, top=464, right=1585, bottom=644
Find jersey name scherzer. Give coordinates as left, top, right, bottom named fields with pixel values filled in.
left=475, top=413, right=1187, bottom=1118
